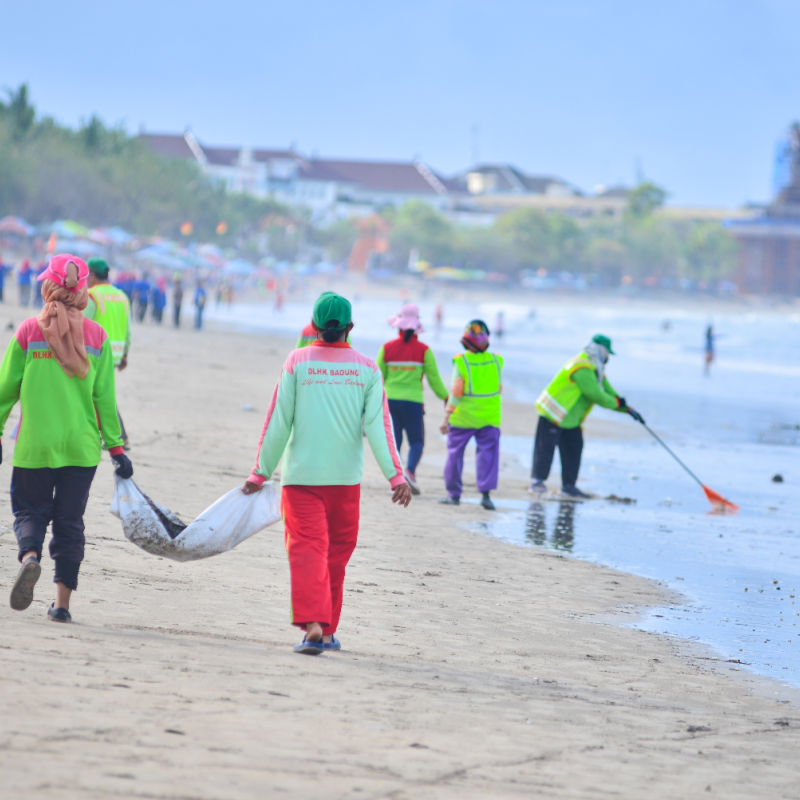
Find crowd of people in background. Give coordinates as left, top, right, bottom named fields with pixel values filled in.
left=0, top=251, right=239, bottom=332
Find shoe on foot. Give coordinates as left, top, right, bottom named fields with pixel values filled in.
left=480, top=492, right=496, bottom=511
left=561, top=485, right=591, bottom=499
left=293, top=635, right=324, bottom=655
left=529, top=480, right=546, bottom=493
left=322, top=635, right=342, bottom=651
left=438, top=496, right=460, bottom=505
left=47, top=603, right=72, bottom=623
left=10, top=556, right=41, bottom=611
left=405, top=471, right=421, bottom=495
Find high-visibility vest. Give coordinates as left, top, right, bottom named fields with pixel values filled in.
left=449, top=351, right=503, bottom=429
left=536, top=352, right=595, bottom=427
left=88, top=284, right=130, bottom=367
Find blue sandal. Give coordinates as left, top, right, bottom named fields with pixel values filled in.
left=322, top=636, right=341, bottom=651
left=10, top=556, right=41, bottom=611
left=293, top=636, right=324, bottom=655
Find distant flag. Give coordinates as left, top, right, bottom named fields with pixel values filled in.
left=216, top=221, right=228, bottom=235
left=180, top=221, right=193, bottom=236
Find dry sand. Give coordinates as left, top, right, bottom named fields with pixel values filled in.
left=1, top=309, right=799, bottom=800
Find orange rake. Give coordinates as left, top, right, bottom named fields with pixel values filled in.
left=640, top=423, right=739, bottom=512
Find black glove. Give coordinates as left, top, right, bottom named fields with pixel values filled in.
left=616, top=396, right=628, bottom=410
left=627, top=408, right=645, bottom=425
left=112, top=452, right=134, bottom=479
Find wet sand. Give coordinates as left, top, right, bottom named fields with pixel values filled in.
left=1, top=312, right=799, bottom=799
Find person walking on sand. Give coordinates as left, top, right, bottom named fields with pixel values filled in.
left=241, top=291, right=411, bottom=655
left=85, top=258, right=132, bottom=449
left=530, top=334, right=643, bottom=499
left=377, top=303, right=448, bottom=494
left=439, top=319, right=503, bottom=511
left=172, top=277, right=184, bottom=328
left=0, top=254, right=133, bottom=623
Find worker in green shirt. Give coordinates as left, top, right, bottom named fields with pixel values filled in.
left=85, top=258, right=132, bottom=448
left=1, top=254, right=133, bottom=623
left=530, top=334, right=643, bottom=498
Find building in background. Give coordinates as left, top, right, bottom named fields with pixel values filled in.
left=727, top=123, right=800, bottom=296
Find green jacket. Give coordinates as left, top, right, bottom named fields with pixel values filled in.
left=536, top=351, right=621, bottom=429
left=0, top=316, right=123, bottom=468
left=447, top=350, right=503, bottom=429
left=377, top=333, right=448, bottom=404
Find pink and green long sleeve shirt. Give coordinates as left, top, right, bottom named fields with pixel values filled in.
left=0, top=316, right=123, bottom=468
left=247, top=341, right=405, bottom=488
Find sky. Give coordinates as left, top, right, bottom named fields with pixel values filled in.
left=3, top=0, right=800, bottom=208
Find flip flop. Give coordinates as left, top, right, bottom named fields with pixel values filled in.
left=10, top=556, right=41, bottom=611
left=293, top=636, right=324, bottom=655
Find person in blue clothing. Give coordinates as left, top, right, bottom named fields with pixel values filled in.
left=150, top=280, right=167, bottom=324
left=193, top=281, right=207, bottom=330
left=17, top=259, right=32, bottom=306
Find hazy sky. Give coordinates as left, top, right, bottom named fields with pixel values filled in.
left=3, top=1, right=799, bottom=207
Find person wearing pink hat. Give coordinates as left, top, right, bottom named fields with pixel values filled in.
left=377, top=303, right=449, bottom=494
left=0, top=254, right=133, bottom=623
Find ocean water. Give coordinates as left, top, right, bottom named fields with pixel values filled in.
left=206, top=291, right=800, bottom=688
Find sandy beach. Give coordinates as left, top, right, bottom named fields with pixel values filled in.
left=1, top=306, right=799, bottom=800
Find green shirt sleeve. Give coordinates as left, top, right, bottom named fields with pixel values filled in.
left=84, top=296, right=98, bottom=320
left=572, top=366, right=619, bottom=410
left=376, top=345, right=388, bottom=382
left=363, top=368, right=403, bottom=483
left=93, top=339, right=124, bottom=448
left=0, top=338, right=24, bottom=437
left=256, top=368, right=296, bottom=479
left=423, top=348, right=449, bottom=401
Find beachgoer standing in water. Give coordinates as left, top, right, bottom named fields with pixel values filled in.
left=377, top=303, right=449, bottom=494
left=0, top=254, right=133, bottom=623
left=704, top=324, right=715, bottom=376
left=242, top=291, right=411, bottom=655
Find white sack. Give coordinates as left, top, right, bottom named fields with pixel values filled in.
left=110, top=476, right=281, bottom=561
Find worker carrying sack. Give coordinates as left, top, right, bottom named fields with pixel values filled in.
left=110, top=476, right=281, bottom=561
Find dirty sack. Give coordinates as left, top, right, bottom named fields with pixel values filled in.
left=110, top=476, right=281, bottom=561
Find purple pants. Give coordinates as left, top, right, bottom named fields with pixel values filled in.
left=443, top=425, right=500, bottom=499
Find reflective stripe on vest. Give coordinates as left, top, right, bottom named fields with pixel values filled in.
left=535, top=354, right=595, bottom=426
left=460, top=353, right=501, bottom=397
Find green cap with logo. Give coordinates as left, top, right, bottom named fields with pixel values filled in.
left=312, top=291, right=352, bottom=330
left=592, top=333, right=615, bottom=354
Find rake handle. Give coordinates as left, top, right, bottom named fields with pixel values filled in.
left=639, top=421, right=706, bottom=489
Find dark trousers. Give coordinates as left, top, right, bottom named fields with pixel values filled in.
left=388, top=399, right=424, bottom=474
left=531, top=415, right=583, bottom=489
left=11, top=466, right=97, bottom=590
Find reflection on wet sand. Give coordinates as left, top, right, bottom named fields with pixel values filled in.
left=526, top=501, right=575, bottom=551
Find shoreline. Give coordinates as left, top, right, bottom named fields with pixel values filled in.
left=1, top=310, right=799, bottom=798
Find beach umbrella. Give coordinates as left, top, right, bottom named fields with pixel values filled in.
left=0, top=216, right=34, bottom=236
left=223, top=258, right=256, bottom=276
left=633, top=416, right=738, bottom=512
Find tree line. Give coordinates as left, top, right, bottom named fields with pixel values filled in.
left=1, top=84, right=738, bottom=284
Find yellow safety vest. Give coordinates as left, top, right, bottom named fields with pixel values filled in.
left=449, top=351, right=503, bottom=429
left=88, top=284, right=130, bottom=367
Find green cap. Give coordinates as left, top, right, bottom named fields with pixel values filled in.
left=312, top=291, right=352, bottom=330
left=87, top=257, right=110, bottom=279
left=592, top=334, right=615, bottom=355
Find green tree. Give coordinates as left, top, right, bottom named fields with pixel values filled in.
left=388, top=201, right=454, bottom=267
left=626, top=181, right=668, bottom=218
left=1, top=83, right=36, bottom=141
left=684, top=222, right=738, bottom=280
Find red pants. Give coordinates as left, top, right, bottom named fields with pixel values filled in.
left=282, top=484, right=360, bottom=633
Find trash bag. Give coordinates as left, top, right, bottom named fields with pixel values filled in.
left=110, top=476, right=281, bottom=561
